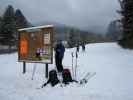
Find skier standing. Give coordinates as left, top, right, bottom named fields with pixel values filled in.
left=54, top=41, right=65, bottom=73
left=76, top=44, right=79, bottom=52
left=82, top=43, right=85, bottom=51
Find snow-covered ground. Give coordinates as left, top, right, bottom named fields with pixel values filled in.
left=0, top=43, right=133, bottom=100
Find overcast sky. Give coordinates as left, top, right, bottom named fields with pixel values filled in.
left=0, top=0, right=120, bottom=33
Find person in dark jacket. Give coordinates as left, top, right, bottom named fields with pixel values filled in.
left=54, top=41, right=65, bottom=72
left=82, top=43, right=85, bottom=52
left=76, top=43, right=80, bottom=52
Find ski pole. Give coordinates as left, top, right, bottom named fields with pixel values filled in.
left=31, top=63, right=37, bottom=80
left=75, top=51, right=78, bottom=80
left=71, top=52, right=74, bottom=79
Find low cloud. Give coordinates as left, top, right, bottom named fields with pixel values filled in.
left=0, top=0, right=120, bottom=33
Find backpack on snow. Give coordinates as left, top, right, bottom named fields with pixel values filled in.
left=62, top=69, right=73, bottom=84
left=42, top=70, right=60, bottom=87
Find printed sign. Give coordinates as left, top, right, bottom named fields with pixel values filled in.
left=44, top=33, right=50, bottom=44
left=20, top=39, right=28, bottom=57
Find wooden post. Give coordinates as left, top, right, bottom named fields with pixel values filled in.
left=23, top=62, right=26, bottom=74
left=45, top=63, right=48, bottom=78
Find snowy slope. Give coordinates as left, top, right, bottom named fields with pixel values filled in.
left=0, top=43, right=133, bottom=100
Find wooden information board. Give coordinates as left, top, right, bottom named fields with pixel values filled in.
left=18, top=25, right=53, bottom=64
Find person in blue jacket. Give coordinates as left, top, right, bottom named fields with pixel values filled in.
left=54, top=41, right=65, bottom=72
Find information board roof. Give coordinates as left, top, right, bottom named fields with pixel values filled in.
left=18, top=25, right=54, bottom=31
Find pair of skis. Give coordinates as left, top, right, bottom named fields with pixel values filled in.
left=71, top=51, right=96, bottom=85
left=59, top=71, right=96, bottom=85
left=79, top=72, right=96, bottom=84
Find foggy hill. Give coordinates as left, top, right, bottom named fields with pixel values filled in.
left=33, top=21, right=107, bottom=44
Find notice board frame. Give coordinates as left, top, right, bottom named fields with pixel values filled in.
left=18, top=25, right=54, bottom=64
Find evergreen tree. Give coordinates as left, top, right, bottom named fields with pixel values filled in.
left=106, top=20, right=121, bottom=41
left=15, top=9, right=29, bottom=29
left=0, top=16, right=2, bottom=30
left=0, top=16, right=1, bottom=24
left=118, top=0, right=133, bottom=48
left=0, top=5, right=16, bottom=47
left=68, top=29, right=76, bottom=48
left=15, top=9, right=30, bottom=45
left=80, top=32, right=88, bottom=45
left=0, top=16, right=2, bottom=44
left=75, top=29, right=80, bottom=45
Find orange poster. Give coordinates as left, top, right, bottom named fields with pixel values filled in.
left=20, top=39, right=28, bottom=57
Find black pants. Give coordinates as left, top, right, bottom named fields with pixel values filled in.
left=55, top=55, right=63, bottom=72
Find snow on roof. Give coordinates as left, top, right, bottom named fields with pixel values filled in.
left=18, top=25, right=54, bottom=31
